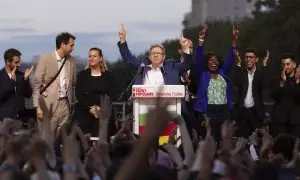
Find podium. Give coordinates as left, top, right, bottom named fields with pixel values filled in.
left=132, top=85, right=185, bottom=145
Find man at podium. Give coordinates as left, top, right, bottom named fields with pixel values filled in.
left=117, top=24, right=193, bottom=85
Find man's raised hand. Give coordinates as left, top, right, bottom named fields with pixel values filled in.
left=179, top=34, right=191, bottom=53
left=119, top=24, right=127, bottom=43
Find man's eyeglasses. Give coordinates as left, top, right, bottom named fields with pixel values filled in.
left=245, top=56, right=256, bottom=59
left=150, top=52, right=164, bottom=56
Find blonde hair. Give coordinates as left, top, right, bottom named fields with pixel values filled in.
left=86, top=47, right=108, bottom=72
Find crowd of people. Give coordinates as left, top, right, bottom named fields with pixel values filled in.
left=0, top=24, right=299, bottom=180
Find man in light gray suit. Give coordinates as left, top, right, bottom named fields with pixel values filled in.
left=32, top=32, right=77, bottom=142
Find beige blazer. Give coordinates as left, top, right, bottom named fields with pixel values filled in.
left=32, top=52, right=76, bottom=109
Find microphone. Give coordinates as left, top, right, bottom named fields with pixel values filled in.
left=136, top=63, right=145, bottom=74
left=118, top=63, right=145, bottom=102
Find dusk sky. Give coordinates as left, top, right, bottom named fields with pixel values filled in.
left=0, top=0, right=190, bottom=67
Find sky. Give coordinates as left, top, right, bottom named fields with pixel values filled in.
left=0, top=0, right=191, bottom=67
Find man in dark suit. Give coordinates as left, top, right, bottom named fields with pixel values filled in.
left=234, top=49, right=270, bottom=138
left=117, top=24, right=192, bottom=85
left=0, top=48, right=33, bottom=123
left=270, top=54, right=300, bottom=137
left=178, top=40, right=200, bottom=138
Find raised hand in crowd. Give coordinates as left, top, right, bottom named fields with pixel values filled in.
left=173, top=115, right=194, bottom=165
left=118, top=24, right=127, bottom=44
left=220, top=120, right=235, bottom=158
left=114, top=87, right=173, bottom=180
left=28, top=137, right=52, bottom=180
left=111, top=114, right=135, bottom=144
left=249, top=130, right=260, bottom=146
left=285, top=138, right=300, bottom=168
left=84, top=95, right=113, bottom=179
left=193, top=127, right=216, bottom=180
left=0, top=119, right=22, bottom=137
left=24, top=65, right=34, bottom=80
left=198, top=24, right=207, bottom=46
left=61, top=126, right=80, bottom=180
left=262, top=49, right=270, bottom=67
left=232, top=25, right=239, bottom=47
left=98, top=95, right=112, bottom=143
left=89, top=105, right=101, bottom=119
left=191, top=128, right=202, bottom=146
left=231, top=137, right=255, bottom=180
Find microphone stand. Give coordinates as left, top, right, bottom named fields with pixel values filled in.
left=118, top=74, right=137, bottom=102
left=118, top=64, right=145, bottom=113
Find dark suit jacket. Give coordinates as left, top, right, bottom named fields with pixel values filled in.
left=180, top=63, right=198, bottom=101
left=0, top=68, right=32, bottom=120
left=233, top=66, right=269, bottom=121
left=187, top=64, right=198, bottom=96
left=118, top=42, right=193, bottom=85
left=270, top=76, right=300, bottom=124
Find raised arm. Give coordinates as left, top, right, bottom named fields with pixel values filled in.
left=222, top=26, right=239, bottom=75
left=117, top=24, right=143, bottom=68
left=175, top=35, right=193, bottom=73
left=195, top=26, right=207, bottom=76
left=261, top=49, right=271, bottom=88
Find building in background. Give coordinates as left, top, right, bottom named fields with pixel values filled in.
left=183, top=0, right=258, bottom=28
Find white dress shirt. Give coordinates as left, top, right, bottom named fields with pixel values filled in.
left=7, top=72, right=16, bottom=92
left=143, top=65, right=165, bottom=85
left=244, top=68, right=256, bottom=108
left=55, top=51, right=67, bottom=98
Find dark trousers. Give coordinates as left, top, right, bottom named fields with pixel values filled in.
left=182, top=100, right=203, bottom=139
left=236, top=107, right=262, bottom=138
left=206, top=104, right=230, bottom=143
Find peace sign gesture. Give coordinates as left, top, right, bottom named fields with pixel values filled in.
left=119, top=24, right=127, bottom=43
